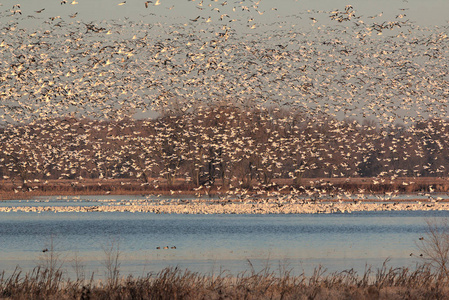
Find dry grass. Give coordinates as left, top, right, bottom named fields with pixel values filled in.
left=1, top=261, right=449, bottom=299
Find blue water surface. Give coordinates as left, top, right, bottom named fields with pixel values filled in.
left=1, top=200, right=447, bottom=278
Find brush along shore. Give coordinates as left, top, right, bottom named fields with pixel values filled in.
left=1, top=198, right=448, bottom=214
left=1, top=177, right=449, bottom=200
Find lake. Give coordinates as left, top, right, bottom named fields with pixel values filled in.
left=0, top=195, right=447, bottom=280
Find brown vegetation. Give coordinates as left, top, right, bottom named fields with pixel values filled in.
left=1, top=261, right=449, bottom=299
left=1, top=176, right=449, bottom=201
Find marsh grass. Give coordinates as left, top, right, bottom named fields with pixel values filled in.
left=1, top=261, right=449, bottom=299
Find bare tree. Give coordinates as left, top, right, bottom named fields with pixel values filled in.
left=102, top=239, right=121, bottom=288
left=417, top=219, right=449, bottom=280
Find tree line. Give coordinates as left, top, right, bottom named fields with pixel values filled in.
left=1, top=104, right=448, bottom=191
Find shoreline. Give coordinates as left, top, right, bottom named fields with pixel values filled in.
left=2, top=177, right=449, bottom=214
left=1, top=176, right=449, bottom=201
left=2, top=198, right=449, bottom=214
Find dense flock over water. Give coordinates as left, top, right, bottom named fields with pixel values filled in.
left=0, top=1, right=449, bottom=199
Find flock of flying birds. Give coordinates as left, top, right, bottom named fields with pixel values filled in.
left=0, top=1, right=449, bottom=198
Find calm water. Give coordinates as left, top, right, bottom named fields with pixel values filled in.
left=0, top=196, right=448, bottom=279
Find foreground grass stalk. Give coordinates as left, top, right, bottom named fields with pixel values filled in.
left=102, top=239, right=121, bottom=289
left=2, top=262, right=449, bottom=299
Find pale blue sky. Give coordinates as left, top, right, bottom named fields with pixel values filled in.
left=1, top=0, right=448, bottom=123
left=3, top=0, right=448, bottom=28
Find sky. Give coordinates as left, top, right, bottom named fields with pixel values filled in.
left=1, top=0, right=448, bottom=124
left=3, top=0, right=449, bottom=28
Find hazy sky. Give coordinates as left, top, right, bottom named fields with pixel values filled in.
left=1, top=0, right=448, bottom=123
left=4, top=0, right=449, bottom=28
